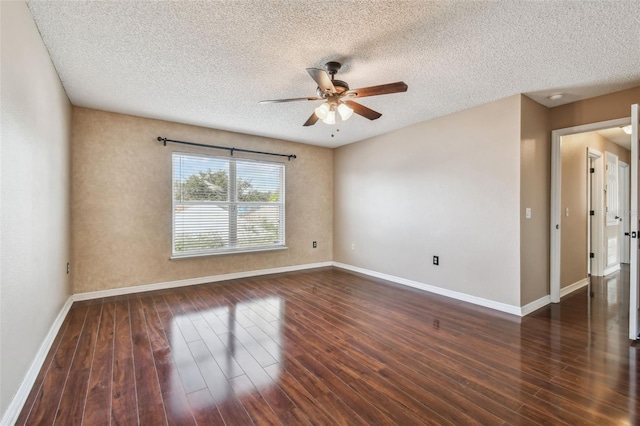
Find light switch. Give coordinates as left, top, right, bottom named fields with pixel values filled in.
left=565, top=207, right=569, bottom=217
left=525, top=208, right=532, bottom=219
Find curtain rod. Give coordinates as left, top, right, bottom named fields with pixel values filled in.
left=157, top=137, right=297, bottom=161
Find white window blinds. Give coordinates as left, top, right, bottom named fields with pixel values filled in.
left=172, top=152, right=285, bottom=257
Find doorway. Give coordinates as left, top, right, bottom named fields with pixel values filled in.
left=550, top=117, right=632, bottom=303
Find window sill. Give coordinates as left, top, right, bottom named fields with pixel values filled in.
left=170, top=245, right=287, bottom=260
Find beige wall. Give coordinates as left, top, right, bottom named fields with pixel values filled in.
left=0, top=1, right=72, bottom=418
left=71, top=108, right=333, bottom=293
left=551, top=86, right=640, bottom=130
left=520, top=96, right=551, bottom=305
left=334, top=95, right=522, bottom=307
left=560, top=132, right=630, bottom=288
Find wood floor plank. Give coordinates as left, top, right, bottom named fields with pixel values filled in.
left=83, top=300, right=115, bottom=425
left=152, top=358, right=197, bottom=426
left=111, top=299, right=138, bottom=426
left=130, top=296, right=167, bottom=426
left=272, top=367, right=345, bottom=426
left=18, top=266, right=640, bottom=425
left=54, top=369, right=91, bottom=425
left=278, top=354, right=370, bottom=426
left=228, top=375, right=283, bottom=426
left=53, top=302, right=102, bottom=425
left=185, top=388, right=225, bottom=426
left=142, top=295, right=198, bottom=426
left=294, top=351, right=397, bottom=425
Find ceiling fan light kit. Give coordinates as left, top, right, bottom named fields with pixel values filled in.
left=314, top=101, right=353, bottom=124
left=337, top=103, right=354, bottom=121
left=260, top=61, right=408, bottom=127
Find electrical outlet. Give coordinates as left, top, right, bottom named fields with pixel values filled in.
left=433, top=256, right=439, bottom=266
left=351, top=243, right=355, bottom=250
left=67, top=262, right=70, bottom=274
left=313, top=241, right=317, bottom=248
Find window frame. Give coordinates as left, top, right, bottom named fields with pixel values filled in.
left=171, top=151, right=286, bottom=259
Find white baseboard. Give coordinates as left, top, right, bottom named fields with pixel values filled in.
left=332, top=262, right=524, bottom=316
left=1, top=296, right=73, bottom=426
left=560, top=277, right=589, bottom=298
left=603, top=264, right=621, bottom=276
left=73, top=261, right=333, bottom=301
left=520, top=295, right=551, bottom=316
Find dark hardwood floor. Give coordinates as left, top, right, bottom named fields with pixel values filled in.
left=16, top=266, right=639, bottom=425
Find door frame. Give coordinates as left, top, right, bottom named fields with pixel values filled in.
left=619, top=161, right=630, bottom=264
left=550, top=117, right=631, bottom=303
left=630, top=103, right=639, bottom=341
left=587, top=149, right=604, bottom=277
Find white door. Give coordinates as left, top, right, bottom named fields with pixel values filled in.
left=629, top=103, right=639, bottom=340
left=605, top=152, right=619, bottom=270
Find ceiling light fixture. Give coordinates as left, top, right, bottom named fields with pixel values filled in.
left=314, top=103, right=330, bottom=120
left=548, top=93, right=564, bottom=101
left=314, top=101, right=353, bottom=125
left=337, top=103, right=353, bottom=121
left=324, top=107, right=336, bottom=125
left=621, top=125, right=633, bottom=135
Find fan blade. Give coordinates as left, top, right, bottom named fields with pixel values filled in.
left=303, top=112, right=319, bottom=126
left=306, top=68, right=336, bottom=94
left=343, top=100, right=382, bottom=120
left=259, top=97, right=322, bottom=104
left=344, top=81, right=408, bottom=98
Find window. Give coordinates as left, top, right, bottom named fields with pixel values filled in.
left=172, top=152, right=285, bottom=257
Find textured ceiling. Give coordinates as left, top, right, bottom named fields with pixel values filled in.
left=27, top=1, right=640, bottom=148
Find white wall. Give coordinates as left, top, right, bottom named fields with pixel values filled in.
left=0, top=1, right=72, bottom=419
left=334, top=95, right=522, bottom=306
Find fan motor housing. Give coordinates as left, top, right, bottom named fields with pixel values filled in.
left=317, top=79, right=349, bottom=98
left=332, top=80, right=349, bottom=93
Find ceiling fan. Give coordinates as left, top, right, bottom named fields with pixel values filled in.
left=259, top=61, right=408, bottom=126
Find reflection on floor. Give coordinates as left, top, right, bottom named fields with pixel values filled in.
left=17, top=266, right=640, bottom=425
left=588, top=265, right=629, bottom=333
left=167, top=297, right=284, bottom=420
